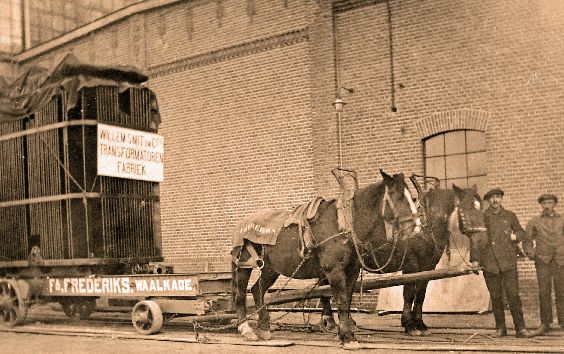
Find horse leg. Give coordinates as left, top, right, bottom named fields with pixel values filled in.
left=402, top=283, right=421, bottom=336
left=317, top=278, right=337, bottom=332
left=325, top=267, right=360, bottom=350
left=233, top=265, right=259, bottom=341
left=412, top=281, right=430, bottom=336
left=344, top=264, right=361, bottom=332
left=250, top=265, right=279, bottom=340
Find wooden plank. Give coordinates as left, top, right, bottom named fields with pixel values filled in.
left=0, top=120, right=98, bottom=142
left=0, top=192, right=101, bottom=208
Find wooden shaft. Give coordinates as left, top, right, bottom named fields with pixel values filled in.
left=257, top=267, right=475, bottom=307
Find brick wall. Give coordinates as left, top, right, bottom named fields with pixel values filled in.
left=143, top=0, right=321, bottom=272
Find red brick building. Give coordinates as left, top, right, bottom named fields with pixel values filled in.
left=2, top=0, right=563, bottom=315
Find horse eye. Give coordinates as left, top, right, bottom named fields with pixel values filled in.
left=474, top=200, right=481, bottom=210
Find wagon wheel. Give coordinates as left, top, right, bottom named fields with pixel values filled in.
left=0, top=279, right=28, bottom=327
left=132, top=300, right=163, bottom=335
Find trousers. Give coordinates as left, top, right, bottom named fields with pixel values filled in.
left=535, top=258, right=564, bottom=325
left=483, top=269, right=526, bottom=331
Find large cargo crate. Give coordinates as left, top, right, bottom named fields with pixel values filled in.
left=0, top=56, right=162, bottom=267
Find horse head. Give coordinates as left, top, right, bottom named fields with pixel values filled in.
left=451, top=184, right=486, bottom=235
left=452, top=184, right=487, bottom=268
left=379, top=170, right=422, bottom=239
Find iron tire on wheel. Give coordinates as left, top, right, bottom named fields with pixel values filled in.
left=0, top=279, right=27, bottom=327
left=132, top=300, right=163, bottom=335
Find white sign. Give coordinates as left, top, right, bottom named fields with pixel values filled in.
left=97, top=123, right=164, bottom=182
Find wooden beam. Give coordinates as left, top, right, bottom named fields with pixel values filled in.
left=257, top=267, right=475, bottom=307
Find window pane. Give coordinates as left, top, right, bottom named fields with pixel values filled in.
left=445, top=154, right=467, bottom=179
left=425, top=156, right=445, bottom=180
left=425, top=135, right=444, bottom=157
left=445, top=130, right=466, bottom=155
left=467, top=130, right=486, bottom=152
left=467, top=152, right=486, bottom=176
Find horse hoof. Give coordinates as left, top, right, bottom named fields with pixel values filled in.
left=343, top=341, right=362, bottom=350
left=238, top=322, right=259, bottom=341
left=406, top=328, right=423, bottom=336
left=318, top=316, right=337, bottom=332
left=256, top=329, right=272, bottom=340
left=418, top=329, right=431, bottom=336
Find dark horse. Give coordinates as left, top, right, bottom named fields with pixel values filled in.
left=399, top=185, right=485, bottom=335
left=317, top=184, right=486, bottom=336
left=231, top=171, right=421, bottom=349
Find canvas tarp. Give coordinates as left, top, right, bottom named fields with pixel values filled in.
left=0, top=54, right=157, bottom=123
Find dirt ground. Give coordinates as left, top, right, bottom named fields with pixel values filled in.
left=2, top=304, right=564, bottom=354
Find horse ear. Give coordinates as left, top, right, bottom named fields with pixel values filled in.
left=380, top=169, right=392, bottom=181
left=452, top=184, right=466, bottom=200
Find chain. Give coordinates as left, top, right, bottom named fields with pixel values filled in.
left=191, top=257, right=309, bottom=333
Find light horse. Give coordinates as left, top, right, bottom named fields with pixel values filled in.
left=317, top=183, right=486, bottom=336
left=231, top=171, right=421, bottom=349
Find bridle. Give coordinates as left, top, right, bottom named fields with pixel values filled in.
left=457, top=205, right=487, bottom=234
left=346, top=183, right=421, bottom=273
left=381, top=185, right=421, bottom=241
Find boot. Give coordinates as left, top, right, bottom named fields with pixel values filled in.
left=530, top=323, right=550, bottom=336
left=492, top=327, right=507, bottom=338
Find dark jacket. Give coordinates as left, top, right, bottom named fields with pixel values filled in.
left=477, top=207, right=525, bottom=274
left=523, top=211, right=564, bottom=266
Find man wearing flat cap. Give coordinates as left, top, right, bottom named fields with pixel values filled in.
left=524, top=193, right=564, bottom=335
left=477, top=188, right=531, bottom=338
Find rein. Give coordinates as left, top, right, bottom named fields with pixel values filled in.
left=348, top=185, right=416, bottom=273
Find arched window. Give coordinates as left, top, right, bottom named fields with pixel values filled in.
left=424, top=130, right=487, bottom=193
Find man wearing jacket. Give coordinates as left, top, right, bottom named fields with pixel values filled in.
left=523, top=193, right=564, bottom=336
left=477, top=188, right=532, bottom=338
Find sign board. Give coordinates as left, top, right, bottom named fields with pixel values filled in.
left=97, top=123, right=164, bottom=182
left=44, top=275, right=199, bottom=297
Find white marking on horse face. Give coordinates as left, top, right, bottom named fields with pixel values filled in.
left=474, top=200, right=481, bottom=210
left=448, top=206, right=459, bottom=234
left=404, top=188, right=422, bottom=233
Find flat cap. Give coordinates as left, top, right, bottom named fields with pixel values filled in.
left=484, top=188, right=504, bottom=200
left=538, top=193, right=558, bottom=204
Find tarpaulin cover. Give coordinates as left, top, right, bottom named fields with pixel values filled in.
left=0, top=54, right=155, bottom=123
left=232, top=209, right=290, bottom=247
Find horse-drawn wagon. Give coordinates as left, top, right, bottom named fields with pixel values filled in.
left=0, top=56, right=484, bottom=347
